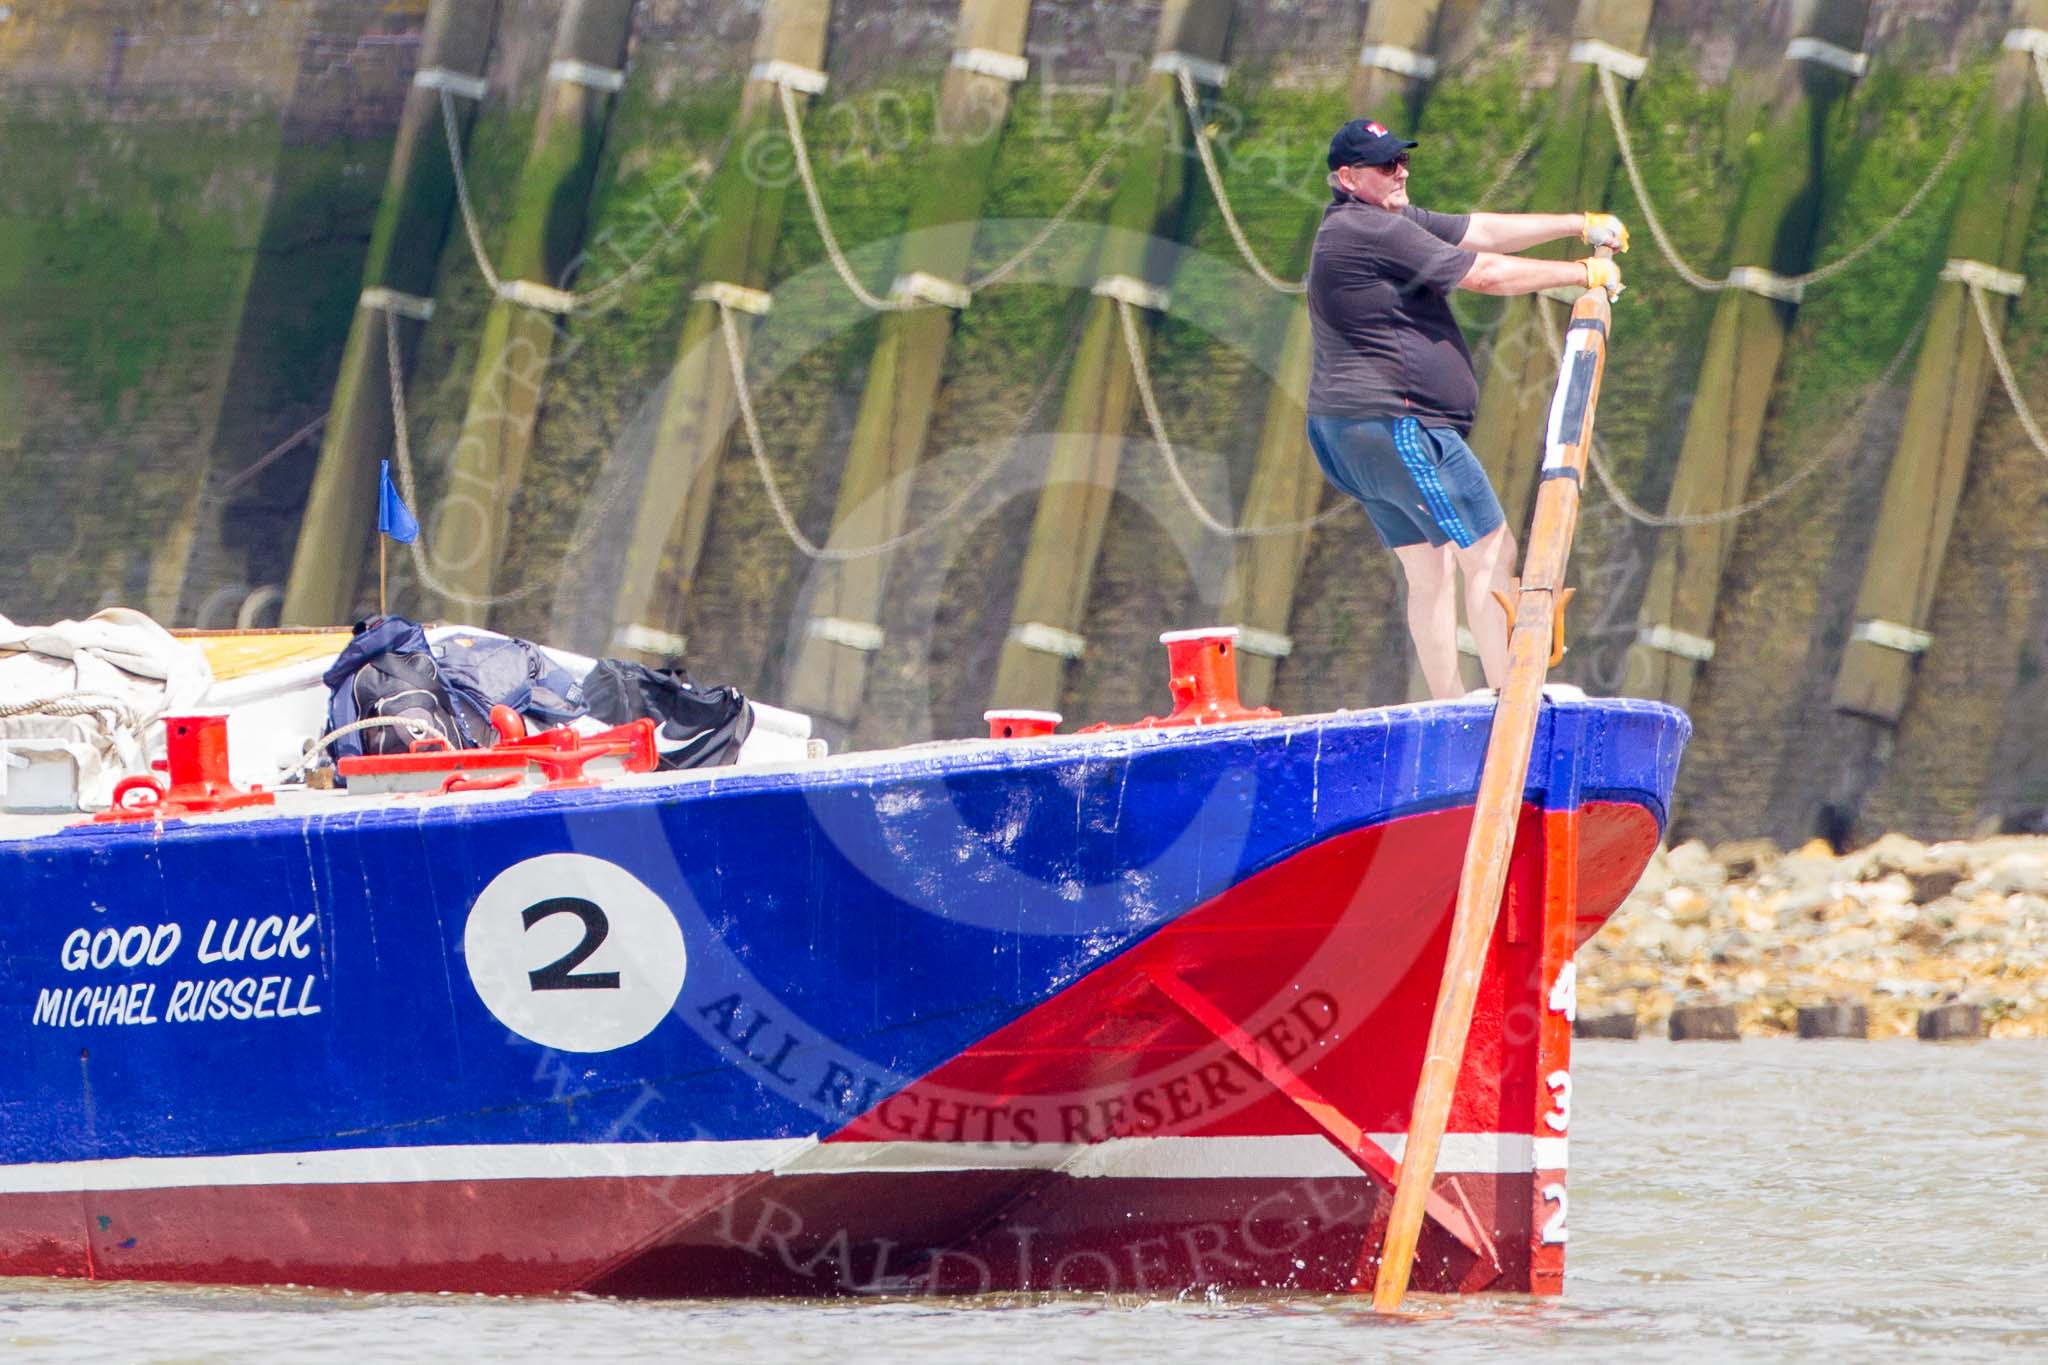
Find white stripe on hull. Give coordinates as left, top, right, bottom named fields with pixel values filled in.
left=0, top=1138, right=818, bottom=1194
left=0, top=1132, right=1565, bottom=1195
left=785, top=1134, right=1568, bottom=1178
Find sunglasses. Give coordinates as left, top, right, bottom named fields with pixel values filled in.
left=1358, top=153, right=1411, bottom=172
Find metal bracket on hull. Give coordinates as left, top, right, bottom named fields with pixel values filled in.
left=1139, top=965, right=1502, bottom=1279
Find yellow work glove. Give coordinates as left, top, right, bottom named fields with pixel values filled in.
left=1581, top=257, right=1625, bottom=300
left=1581, top=212, right=1631, bottom=253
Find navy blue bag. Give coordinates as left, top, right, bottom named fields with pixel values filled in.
left=321, top=616, right=464, bottom=759
left=435, top=632, right=588, bottom=742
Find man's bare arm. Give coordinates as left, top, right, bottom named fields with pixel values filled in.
left=1457, top=212, right=1585, bottom=254
left=1456, top=252, right=1598, bottom=297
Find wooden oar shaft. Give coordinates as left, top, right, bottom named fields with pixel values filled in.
left=1369, top=271, right=1611, bottom=1310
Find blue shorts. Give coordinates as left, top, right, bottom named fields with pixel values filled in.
left=1305, top=414, right=1505, bottom=551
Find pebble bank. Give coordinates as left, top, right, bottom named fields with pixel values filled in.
left=1579, top=833, right=2048, bottom=1039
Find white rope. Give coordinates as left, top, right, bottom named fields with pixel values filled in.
left=439, top=88, right=709, bottom=315
left=441, top=87, right=504, bottom=293
left=776, top=82, right=918, bottom=312
left=380, top=311, right=629, bottom=609
left=715, top=300, right=1081, bottom=561
left=1553, top=307, right=1926, bottom=527
left=1596, top=66, right=1974, bottom=296
left=0, top=693, right=141, bottom=726
left=965, top=139, right=1118, bottom=289
left=1114, top=299, right=1353, bottom=538
left=288, top=715, right=453, bottom=783
left=1177, top=70, right=1544, bottom=299
left=1176, top=68, right=1305, bottom=295
left=1969, top=282, right=2048, bottom=460
left=774, top=77, right=1120, bottom=304
left=1472, top=119, right=1546, bottom=213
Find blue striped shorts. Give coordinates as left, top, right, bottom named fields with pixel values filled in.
left=1304, top=414, right=1505, bottom=550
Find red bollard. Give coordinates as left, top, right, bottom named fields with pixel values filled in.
left=1156, top=628, right=1279, bottom=726
left=94, top=714, right=275, bottom=822
left=985, top=709, right=1062, bottom=740
left=1076, top=628, right=1283, bottom=733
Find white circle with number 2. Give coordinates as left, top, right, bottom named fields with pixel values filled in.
left=465, top=853, right=687, bottom=1053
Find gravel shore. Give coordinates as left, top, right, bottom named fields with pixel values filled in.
left=1580, top=834, right=2048, bottom=1039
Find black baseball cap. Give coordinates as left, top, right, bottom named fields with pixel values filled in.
left=1327, top=118, right=1418, bottom=170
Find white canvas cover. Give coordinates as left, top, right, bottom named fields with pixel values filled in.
left=0, top=608, right=212, bottom=809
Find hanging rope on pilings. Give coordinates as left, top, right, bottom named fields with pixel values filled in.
left=963, top=140, right=1119, bottom=291
left=439, top=88, right=711, bottom=316
left=1176, top=68, right=1307, bottom=296
left=1175, top=63, right=1546, bottom=298
left=714, top=300, right=1083, bottom=561
left=773, top=79, right=1121, bottom=309
left=1595, top=66, right=1977, bottom=297
left=777, top=59, right=1542, bottom=314
left=1115, top=298, right=1355, bottom=537
left=777, top=82, right=919, bottom=313
left=1543, top=306, right=1927, bottom=527
left=1970, top=282, right=2048, bottom=460
left=378, top=310, right=634, bottom=608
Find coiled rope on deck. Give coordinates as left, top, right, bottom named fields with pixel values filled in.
left=0, top=693, right=142, bottom=727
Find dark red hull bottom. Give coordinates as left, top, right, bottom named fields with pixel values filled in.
left=1, top=1164, right=1552, bottom=1297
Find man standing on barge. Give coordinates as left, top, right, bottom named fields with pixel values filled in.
left=1306, top=118, right=1627, bottom=700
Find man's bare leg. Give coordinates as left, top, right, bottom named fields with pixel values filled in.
left=1453, top=524, right=1519, bottom=689
left=1394, top=542, right=1462, bottom=700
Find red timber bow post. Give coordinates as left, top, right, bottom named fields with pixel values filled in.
left=1371, top=263, right=1613, bottom=1312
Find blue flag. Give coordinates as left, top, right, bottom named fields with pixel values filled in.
left=378, top=460, right=419, bottom=544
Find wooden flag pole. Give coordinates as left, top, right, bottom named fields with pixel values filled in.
left=1369, top=253, right=1614, bottom=1312
left=379, top=536, right=388, bottom=617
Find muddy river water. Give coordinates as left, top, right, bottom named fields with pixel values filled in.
left=3, top=1039, right=2042, bottom=1362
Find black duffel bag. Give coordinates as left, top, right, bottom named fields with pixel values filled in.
left=581, top=659, right=752, bottom=770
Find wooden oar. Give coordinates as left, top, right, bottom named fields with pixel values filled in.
left=1368, top=257, right=1614, bottom=1311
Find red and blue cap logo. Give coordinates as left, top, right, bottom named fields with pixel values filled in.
left=1327, top=117, right=1419, bottom=170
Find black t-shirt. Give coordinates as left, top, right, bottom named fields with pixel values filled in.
left=1306, top=195, right=1478, bottom=430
